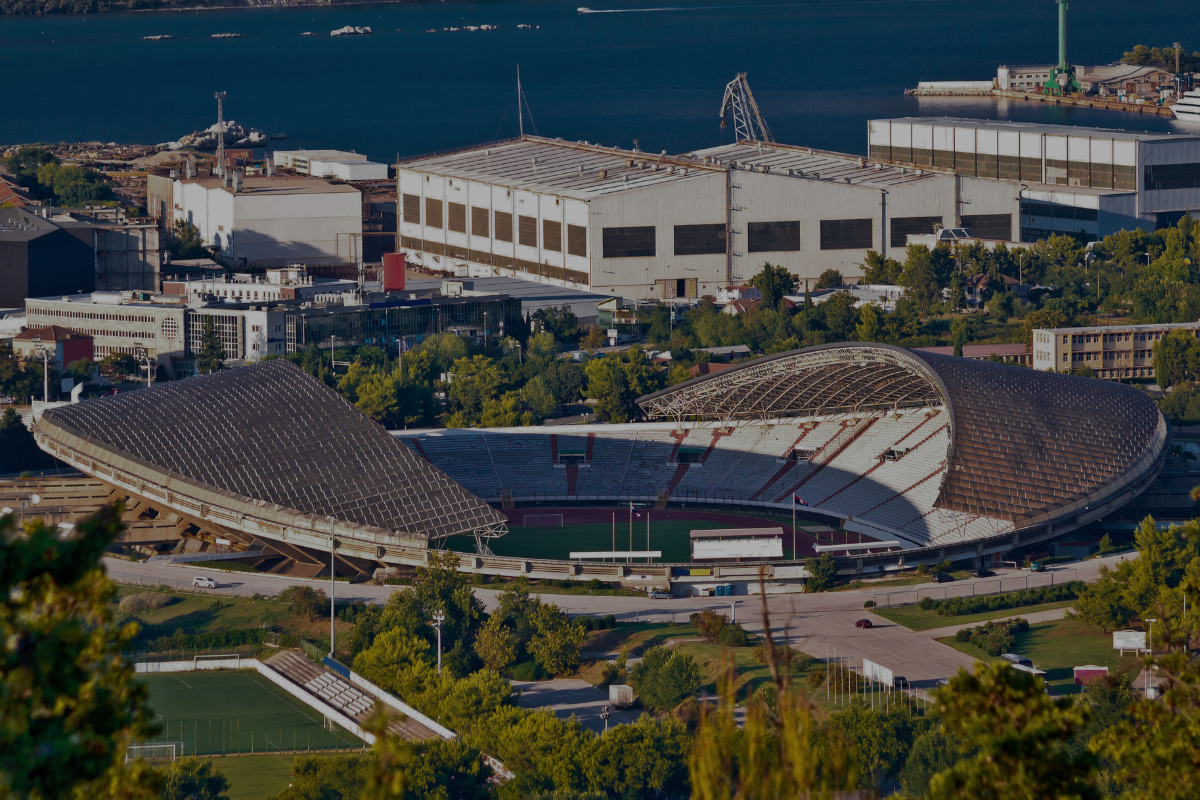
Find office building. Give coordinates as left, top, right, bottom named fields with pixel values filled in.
left=1031, top=320, right=1199, bottom=380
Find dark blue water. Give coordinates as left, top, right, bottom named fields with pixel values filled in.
left=1, top=0, right=1197, bottom=160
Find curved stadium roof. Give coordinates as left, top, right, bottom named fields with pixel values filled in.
left=36, top=359, right=506, bottom=543
left=638, top=343, right=1168, bottom=529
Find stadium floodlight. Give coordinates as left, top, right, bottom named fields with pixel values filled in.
left=432, top=610, right=445, bottom=675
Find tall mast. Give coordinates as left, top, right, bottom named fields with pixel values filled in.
left=214, top=91, right=227, bottom=177
left=517, top=66, right=524, bottom=137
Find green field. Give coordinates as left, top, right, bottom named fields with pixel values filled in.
left=210, top=754, right=297, bottom=800
left=874, top=599, right=1076, bottom=631
left=937, top=618, right=1142, bottom=694
left=446, top=519, right=810, bottom=562
left=138, top=670, right=363, bottom=756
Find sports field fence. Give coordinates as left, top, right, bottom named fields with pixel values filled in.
left=137, top=718, right=363, bottom=757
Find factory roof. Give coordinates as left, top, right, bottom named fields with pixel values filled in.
left=872, top=117, right=1197, bottom=142
left=273, top=149, right=369, bottom=162
left=398, top=136, right=723, bottom=200
left=183, top=177, right=361, bottom=196
left=690, top=142, right=939, bottom=187
left=0, top=208, right=63, bottom=241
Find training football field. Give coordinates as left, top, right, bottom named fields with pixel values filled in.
left=138, top=670, right=363, bottom=756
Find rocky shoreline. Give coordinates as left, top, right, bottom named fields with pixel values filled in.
left=1, top=0, right=421, bottom=15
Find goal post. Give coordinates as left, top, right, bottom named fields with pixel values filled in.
left=125, top=743, right=181, bottom=763
left=522, top=514, right=564, bottom=528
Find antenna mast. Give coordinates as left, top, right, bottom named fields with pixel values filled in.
left=517, top=66, right=524, bottom=137
left=214, top=91, right=227, bottom=177
left=719, top=73, right=774, bottom=144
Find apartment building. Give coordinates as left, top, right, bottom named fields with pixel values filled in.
left=1031, top=321, right=1200, bottom=379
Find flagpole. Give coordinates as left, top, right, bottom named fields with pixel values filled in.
left=792, top=493, right=796, bottom=560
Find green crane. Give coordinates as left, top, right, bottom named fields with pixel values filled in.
left=1043, top=0, right=1080, bottom=95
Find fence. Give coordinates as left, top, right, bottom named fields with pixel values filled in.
left=130, top=644, right=264, bottom=665
left=871, top=568, right=1079, bottom=609
left=140, top=718, right=362, bottom=757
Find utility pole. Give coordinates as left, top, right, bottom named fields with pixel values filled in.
left=517, top=66, right=524, bottom=137
left=1175, top=42, right=1183, bottom=75
left=214, top=92, right=227, bottom=177
left=34, top=339, right=51, bottom=402
left=433, top=610, right=445, bottom=674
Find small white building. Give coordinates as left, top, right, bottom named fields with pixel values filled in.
left=172, top=176, right=362, bottom=268
left=308, top=159, right=389, bottom=181
left=272, top=150, right=368, bottom=175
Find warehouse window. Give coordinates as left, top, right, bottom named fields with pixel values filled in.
left=518, top=215, right=538, bottom=247
left=448, top=202, right=467, bottom=234
left=402, top=194, right=421, bottom=224
left=747, top=221, right=800, bottom=253
left=674, top=223, right=726, bottom=256
left=567, top=224, right=587, bottom=257
left=494, top=211, right=514, bottom=243
left=543, top=220, right=562, bottom=252
left=961, top=214, right=1012, bottom=241
left=425, top=198, right=443, bottom=229
left=603, top=226, right=656, bottom=258
left=471, top=206, right=489, bottom=238
left=1145, top=162, right=1200, bottom=191
left=889, top=216, right=942, bottom=249
left=819, top=219, right=873, bottom=250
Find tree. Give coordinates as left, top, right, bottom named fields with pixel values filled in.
left=900, top=729, right=962, bottom=797
left=815, top=268, right=844, bottom=289
left=587, top=716, right=692, bottom=798
left=855, top=304, right=880, bottom=342
left=946, top=272, right=966, bottom=311
left=474, top=613, right=517, bottom=673
left=528, top=331, right=558, bottom=360
left=161, top=758, right=231, bottom=800
left=861, top=251, right=903, bottom=285
left=928, top=661, right=1098, bottom=800
left=479, top=391, right=524, bottom=428
left=397, top=737, right=492, bottom=800
left=170, top=219, right=207, bottom=260
left=804, top=552, right=838, bottom=592
left=748, top=262, right=798, bottom=308
left=629, top=646, right=702, bottom=713
left=526, top=603, right=587, bottom=676
left=533, top=304, right=580, bottom=343
left=355, top=369, right=401, bottom=425
left=0, top=406, right=57, bottom=473
left=1, top=504, right=162, bottom=800
left=100, top=351, right=139, bottom=381
left=522, top=375, right=558, bottom=420
left=901, top=245, right=941, bottom=315
left=1154, top=328, right=1200, bottom=389
left=583, top=326, right=605, bottom=353
left=271, top=754, right=366, bottom=800
left=196, top=316, right=225, bottom=375
left=1067, top=564, right=1134, bottom=632
left=950, top=317, right=971, bottom=357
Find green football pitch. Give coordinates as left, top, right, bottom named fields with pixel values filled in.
left=138, top=670, right=363, bottom=756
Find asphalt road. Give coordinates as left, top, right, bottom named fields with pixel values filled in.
left=105, top=551, right=1136, bottom=694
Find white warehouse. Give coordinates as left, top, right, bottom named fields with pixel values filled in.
left=396, top=136, right=1020, bottom=299
left=173, top=176, right=362, bottom=268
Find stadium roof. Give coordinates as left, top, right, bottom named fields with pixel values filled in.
left=689, top=142, right=938, bottom=187
left=638, top=343, right=1167, bottom=526
left=37, top=359, right=505, bottom=542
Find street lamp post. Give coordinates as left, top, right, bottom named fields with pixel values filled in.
left=32, top=338, right=51, bottom=402
left=433, top=610, right=445, bottom=674
left=329, top=537, right=337, bottom=658
left=1144, top=617, right=1157, bottom=697
left=600, top=705, right=611, bottom=733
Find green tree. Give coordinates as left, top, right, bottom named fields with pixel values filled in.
left=860, top=251, right=903, bottom=285
left=1067, top=564, right=1134, bottom=633
left=928, top=661, right=1098, bottom=800
left=901, top=245, right=941, bottom=315
left=827, top=702, right=929, bottom=790
left=804, top=552, right=838, bottom=592
left=900, top=729, right=962, bottom=796
left=170, top=219, right=207, bottom=259
left=473, top=613, right=517, bottom=673
left=533, top=304, right=580, bottom=343
left=270, top=754, right=366, bottom=800
left=748, top=262, right=799, bottom=308
left=100, top=351, right=139, bottom=381
left=1153, top=328, right=1200, bottom=389
left=629, top=646, right=702, bottom=713
left=196, top=316, right=225, bottom=375
left=466, top=706, right=593, bottom=797
left=586, top=716, right=692, bottom=798
left=356, top=369, right=401, bottom=425
left=815, top=268, right=843, bottom=289
left=526, top=603, right=587, bottom=676
left=400, top=737, right=492, bottom=800
left=946, top=272, right=966, bottom=311
left=479, top=391, right=525, bottom=428
left=352, top=628, right=438, bottom=701
left=855, top=304, right=880, bottom=342
left=527, top=331, right=558, bottom=360
left=1, top=504, right=162, bottom=800
left=522, top=375, right=558, bottom=420
left=950, top=316, right=971, bottom=357
left=161, top=758, right=231, bottom=800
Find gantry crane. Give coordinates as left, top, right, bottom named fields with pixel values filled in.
left=719, top=73, right=774, bottom=144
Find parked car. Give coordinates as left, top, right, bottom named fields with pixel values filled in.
left=192, top=576, right=218, bottom=589
left=1030, top=561, right=1047, bottom=573
left=936, top=678, right=950, bottom=687
left=932, top=572, right=954, bottom=583
left=855, top=619, right=873, bottom=629
left=1001, top=653, right=1034, bottom=667
left=972, top=567, right=995, bottom=578
left=647, top=590, right=671, bottom=600
left=893, top=676, right=909, bottom=690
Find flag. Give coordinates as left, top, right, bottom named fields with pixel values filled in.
left=794, top=494, right=808, bottom=506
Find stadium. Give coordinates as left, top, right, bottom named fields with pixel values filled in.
left=35, top=344, right=1167, bottom=593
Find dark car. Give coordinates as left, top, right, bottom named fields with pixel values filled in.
left=972, top=568, right=995, bottom=578
left=855, top=619, right=873, bottom=629
left=932, top=572, right=954, bottom=583
left=893, top=676, right=909, bottom=690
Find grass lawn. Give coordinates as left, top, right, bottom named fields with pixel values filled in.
left=874, top=599, right=1076, bottom=631
left=211, top=754, right=297, bottom=800
left=138, top=670, right=364, bottom=755
left=936, top=618, right=1142, bottom=695
left=113, top=585, right=355, bottom=654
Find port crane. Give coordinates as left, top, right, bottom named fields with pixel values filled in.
left=719, top=73, right=773, bottom=144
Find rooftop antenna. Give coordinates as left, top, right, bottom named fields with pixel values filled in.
left=214, top=91, right=227, bottom=177
left=516, top=65, right=538, bottom=138
left=720, top=73, right=774, bottom=144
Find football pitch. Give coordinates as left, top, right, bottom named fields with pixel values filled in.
left=138, top=670, right=363, bottom=756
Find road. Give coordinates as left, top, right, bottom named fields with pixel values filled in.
left=105, top=551, right=1135, bottom=693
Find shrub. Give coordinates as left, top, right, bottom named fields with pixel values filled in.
left=955, top=618, right=1030, bottom=656
left=508, top=660, right=547, bottom=681
left=919, top=596, right=935, bottom=611
left=586, top=578, right=603, bottom=590
left=629, top=646, right=702, bottom=712
left=690, top=609, right=728, bottom=643
left=917, top=563, right=929, bottom=575
left=576, top=615, right=595, bottom=632
left=863, top=600, right=876, bottom=609
left=279, top=585, right=327, bottom=620
left=924, top=582, right=1084, bottom=618
left=602, top=613, right=617, bottom=629
left=716, top=623, right=749, bottom=648
left=807, top=667, right=828, bottom=689
left=118, top=592, right=174, bottom=614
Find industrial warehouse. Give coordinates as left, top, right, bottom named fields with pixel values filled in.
left=395, top=117, right=1200, bottom=299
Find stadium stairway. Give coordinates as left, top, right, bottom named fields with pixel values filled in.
left=264, top=650, right=441, bottom=742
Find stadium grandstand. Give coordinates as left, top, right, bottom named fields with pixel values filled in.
left=403, top=344, right=1168, bottom=563
left=30, top=344, right=1167, bottom=586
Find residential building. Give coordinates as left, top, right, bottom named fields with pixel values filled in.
left=1031, top=321, right=1200, bottom=379
left=172, top=175, right=362, bottom=267
left=12, top=325, right=94, bottom=369
left=0, top=208, right=95, bottom=307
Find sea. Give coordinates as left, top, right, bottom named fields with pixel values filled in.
left=1, top=0, right=1198, bottom=160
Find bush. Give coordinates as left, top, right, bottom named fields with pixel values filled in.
left=863, top=600, right=876, bottom=609
left=955, top=618, right=1030, bottom=656
left=602, top=613, right=617, bottom=629
left=807, top=667, right=828, bottom=689
left=629, top=646, right=702, bottom=712
left=508, top=660, right=547, bottom=681
left=586, top=578, right=603, bottom=590
left=279, top=585, right=327, bottom=620
left=148, top=628, right=268, bottom=651
left=690, top=609, right=728, bottom=643
left=118, top=592, right=175, bottom=614
left=575, top=615, right=596, bottom=632
left=716, top=623, right=749, bottom=648
left=924, top=582, right=1084, bottom=618
left=918, top=563, right=929, bottom=575
left=919, top=597, right=935, bottom=611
